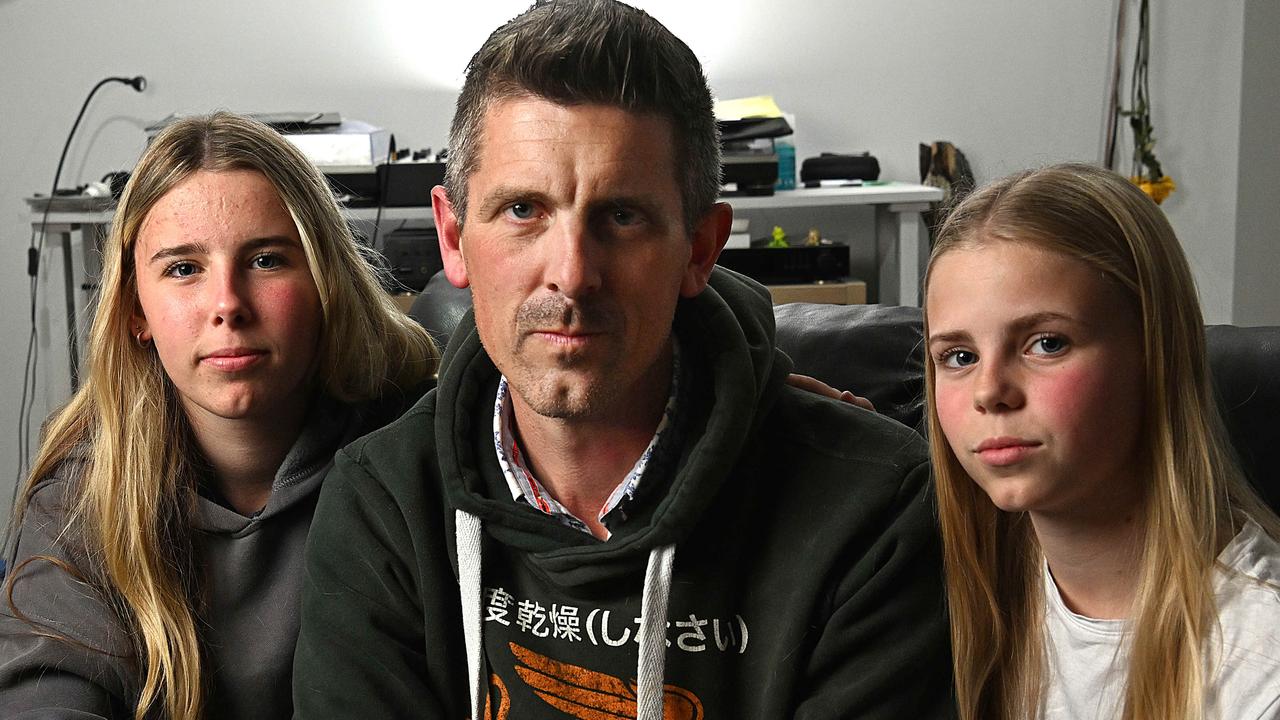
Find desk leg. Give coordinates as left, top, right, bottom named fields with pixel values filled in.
left=60, top=226, right=81, bottom=390
left=888, top=203, right=930, bottom=307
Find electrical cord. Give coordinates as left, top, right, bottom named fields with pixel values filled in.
left=16, top=75, right=146, bottom=497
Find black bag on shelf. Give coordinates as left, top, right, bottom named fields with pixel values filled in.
left=800, top=152, right=880, bottom=185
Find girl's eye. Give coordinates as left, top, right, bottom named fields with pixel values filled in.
left=1029, top=335, right=1068, bottom=356
left=165, top=262, right=197, bottom=278
left=505, top=202, right=536, bottom=220
left=940, top=349, right=978, bottom=369
left=252, top=254, right=283, bottom=270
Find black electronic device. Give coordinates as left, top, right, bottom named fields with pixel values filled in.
left=718, top=115, right=792, bottom=142
left=380, top=227, right=442, bottom=293
left=325, top=169, right=379, bottom=204
left=721, top=154, right=778, bottom=196
left=377, top=162, right=447, bottom=207
left=717, top=243, right=849, bottom=285
left=718, top=116, right=791, bottom=197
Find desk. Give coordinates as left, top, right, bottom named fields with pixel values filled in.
left=766, top=281, right=867, bottom=306
left=31, top=183, right=940, bottom=387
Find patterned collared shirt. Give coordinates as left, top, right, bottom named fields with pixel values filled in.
left=492, top=341, right=682, bottom=540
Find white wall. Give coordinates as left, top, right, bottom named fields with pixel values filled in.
left=1233, top=0, right=1280, bottom=327
left=0, top=0, right=1269, bottom=514
left=1147, top=0, right=1246, bottom=327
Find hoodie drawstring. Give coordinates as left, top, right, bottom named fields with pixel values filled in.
left=457, top=509, right=486, bottom=720
left=455, top=509, right=676, bottom=719
left=636, top=542, right=675, bottom=715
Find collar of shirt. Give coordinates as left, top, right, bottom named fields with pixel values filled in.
left=491, top=340, right=683, bottom=540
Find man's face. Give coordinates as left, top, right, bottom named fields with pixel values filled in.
left=433, top=97, right=727, bottom=422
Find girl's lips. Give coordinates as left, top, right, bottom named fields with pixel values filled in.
left=974, top=438, right=1042, bottom=467
left=201, top=351, right=266, bottom=372
left=976, top=444, right=1040, bottom=466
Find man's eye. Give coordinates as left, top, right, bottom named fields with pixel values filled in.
left=1029, top=335, right=1068, bottom=356
left=506, top=202, right=536, bottom=220
left=940, top=349, right=977, bottom=369
left=165, top=262, right=198, bottom=278
left=612, top=208, right=639, bottom=226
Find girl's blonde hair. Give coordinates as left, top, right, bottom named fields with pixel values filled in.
left=11, top=112, right=437, bottom=720
left=924, top=162, right=1279, bottom=720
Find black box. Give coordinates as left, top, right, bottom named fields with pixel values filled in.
left=325, top=170, right=379, bottom=204
left=721, top=154, right=778, bottom=196
left=377, top=162, right=446, bottom=207
left=379, top=227, right=442, bottom=293
left=717, top=244, right=849, bottom=285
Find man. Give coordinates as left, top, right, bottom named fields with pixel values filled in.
left=293, top=1, right=951, bottom=717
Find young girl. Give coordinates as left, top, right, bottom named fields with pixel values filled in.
left=0, top=113, right=438, bottom=720
left=924, top=163, right=1280, bottom=720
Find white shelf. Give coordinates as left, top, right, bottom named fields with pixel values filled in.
left=725, top=183, right=941, bottom=211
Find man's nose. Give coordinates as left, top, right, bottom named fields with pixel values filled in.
left=543, top=216, right=603, bottom=299
left=972, top=357, right=1024, bottom=413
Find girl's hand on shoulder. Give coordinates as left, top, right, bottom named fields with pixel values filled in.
left=786, top=373, right=876, bottom=412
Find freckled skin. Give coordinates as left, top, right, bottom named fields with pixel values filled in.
left=132, top=169, right=323, bottom=426
left=926, top=241, right=1146, bottom=520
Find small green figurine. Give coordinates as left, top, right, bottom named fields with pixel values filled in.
left=768, top=225, right=789, bottom=248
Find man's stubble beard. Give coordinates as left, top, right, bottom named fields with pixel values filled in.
left=496, top=293, right=624, bottom=420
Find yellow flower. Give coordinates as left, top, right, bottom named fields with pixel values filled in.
left=1131, top=175, right=1176, bottom=204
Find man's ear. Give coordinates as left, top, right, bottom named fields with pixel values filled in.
left=680, top=202, right=733, bottom=298
left=432, top=185, right=470, bottom=289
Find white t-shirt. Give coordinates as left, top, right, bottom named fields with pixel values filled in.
left=1042, top=520, right=1280, bottom=720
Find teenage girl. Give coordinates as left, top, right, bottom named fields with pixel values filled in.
left=924, top=163, right=1280, bottom=720
left=0, top=113, right=438, bottom=720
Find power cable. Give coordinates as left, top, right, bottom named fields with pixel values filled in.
left=16, top=75, right=146, bottom=497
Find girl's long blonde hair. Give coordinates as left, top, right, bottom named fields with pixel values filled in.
left=924, top=162, right=1280, bottom=720
left=10, top=112, right=437, bottom=720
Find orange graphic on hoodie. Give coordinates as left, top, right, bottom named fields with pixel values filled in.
left=509, top=642, right=704, bottom=719
left=483, top=673, right=510, bottom=720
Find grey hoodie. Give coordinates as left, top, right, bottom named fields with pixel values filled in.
left=0, top=393, right=415, bottom=720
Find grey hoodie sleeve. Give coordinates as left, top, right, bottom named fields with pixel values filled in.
left=0, top=477, right=135, bottom=719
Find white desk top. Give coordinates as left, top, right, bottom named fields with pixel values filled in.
left=725, top=182, right=942, bottom=210
left=30, top=205, right=425, bottom=229
left=30, top=182, right=942, bottom=230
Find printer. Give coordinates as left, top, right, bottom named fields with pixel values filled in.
left=718, top=114, right=792, bottom=196
left=146, top=112, right=392, bottom=204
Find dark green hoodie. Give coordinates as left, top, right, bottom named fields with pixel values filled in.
left=294, top=268, right=953, bottom=719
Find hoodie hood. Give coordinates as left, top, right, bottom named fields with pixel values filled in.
left=434, top=267, right=791, bottom=587
left=193, top=391, right=414, bottom=535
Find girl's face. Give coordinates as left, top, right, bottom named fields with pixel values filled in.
left=926, top=240, right=1146, bottom=520
left=132, top=169, right=323, bottom=427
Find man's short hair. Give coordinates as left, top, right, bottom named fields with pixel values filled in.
left=443, top=0, right=721, bottom=233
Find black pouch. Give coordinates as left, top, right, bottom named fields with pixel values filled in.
left=800, top=152, right=880, bottom=184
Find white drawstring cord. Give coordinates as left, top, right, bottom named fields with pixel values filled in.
left=636, top=544, right=676, bottom=718
left=457, top=509, right=485, bottom=720
left=456, top=508, right=676, bottom=720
